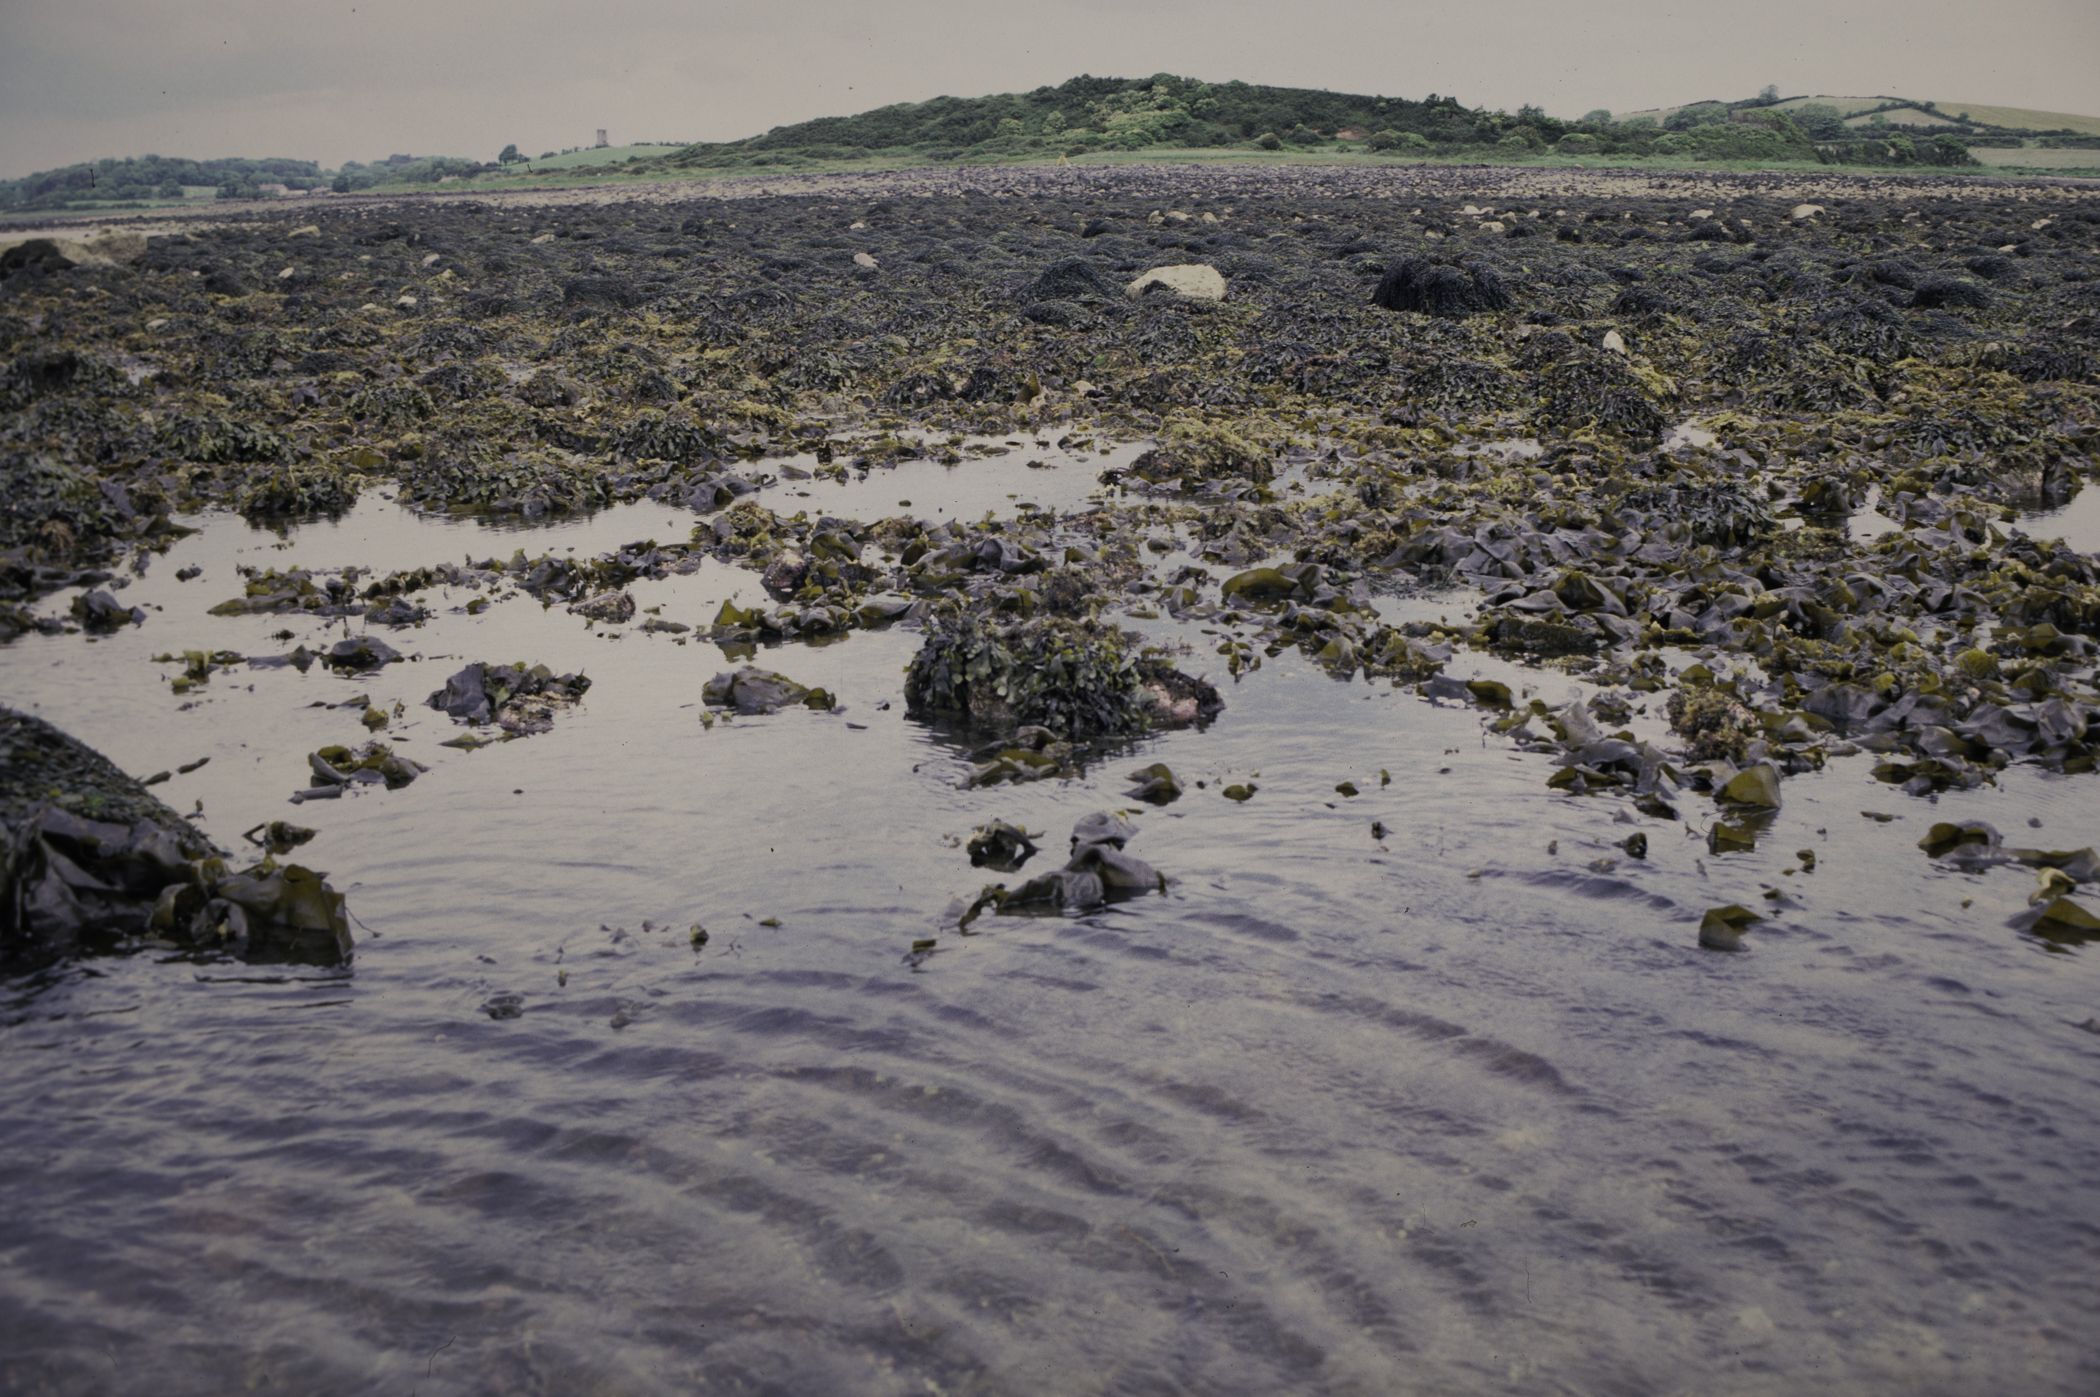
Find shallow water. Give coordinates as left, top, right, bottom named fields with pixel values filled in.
left=5, top=480, right=2100, bottom=1396
left=2019, top=483, right=2100, bottom=556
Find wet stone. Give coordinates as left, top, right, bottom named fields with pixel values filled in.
left=702, top=666, right=830, bottom=715
left=321, top=635, right=401, bottom=671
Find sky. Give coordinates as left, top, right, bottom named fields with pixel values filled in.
left=2, top=0, right=2096, bottom=178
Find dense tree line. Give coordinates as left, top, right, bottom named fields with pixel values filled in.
left=0, top=155, right=325, bottom=211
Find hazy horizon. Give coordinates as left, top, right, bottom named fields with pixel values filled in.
left=3, top=0, right=2096, bottom=180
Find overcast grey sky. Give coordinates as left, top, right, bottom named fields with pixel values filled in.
left=3, top=0, right=2095, bottom=177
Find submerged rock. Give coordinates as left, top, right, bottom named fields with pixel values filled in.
left=321, top=635, right=401, bottom=670
left=302, top=741, right=426, bottom=794
left=960, top=811, right=1165, bottom=928
left=702, top=666, right=832, bottom=714
left=1698, top=904, right=1760, bottom=951
left=966, top=820, right=1039, bottom=871
left=1125, top=762, right=1183, bottom=804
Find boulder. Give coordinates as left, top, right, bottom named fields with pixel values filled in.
left=0, top=231, right=147, bottom=277
left=1126, top=264, right=1227, bottom=301
left=1, top=707, right=351, bottom=966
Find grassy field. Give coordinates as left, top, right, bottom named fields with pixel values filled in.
left=1944, top=102, right=2100, bottom=136
left=1767, top=95, right=1904, bottom=117
left=1843, top=106, right=1963, bottom=128
left=1970, top=146, right=2100, bottom=169
left=509, top=143, right=689, bottom=171
left=1623, top=95, right=2100, bottom=136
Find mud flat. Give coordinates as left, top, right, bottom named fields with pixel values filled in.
left=4, top=163, right=2100, bottom=1394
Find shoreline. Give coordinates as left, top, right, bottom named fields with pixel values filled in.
left=6, top=157, right=2100, bottom=238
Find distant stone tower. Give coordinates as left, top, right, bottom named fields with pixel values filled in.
left=595, top=129, right=608, bottom=148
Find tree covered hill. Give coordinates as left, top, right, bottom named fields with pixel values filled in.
left=660, top=73, right=1992, bottom=170
left=668, top=73, right=1491, bottom=166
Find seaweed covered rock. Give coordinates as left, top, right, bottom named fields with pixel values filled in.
left=235, top=465, right=360, bottom=522
left=904, top=613, right=1220, bottom=738
left=1536, top=348, right=1665, bottom=439
left=1, top=707, right=352, bottom=966
left=1371, top=256, right=1513, bottom=318
left=1023, top=256, right=1118, bottom=302
left=427, top=661, right=591, bottom=732
left=1125, top=420, right=1275, bottom=488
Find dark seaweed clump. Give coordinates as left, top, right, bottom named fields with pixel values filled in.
left=1372, top=256, right=1513, bottom=318
left=905, top=612, right=1217, bottom=739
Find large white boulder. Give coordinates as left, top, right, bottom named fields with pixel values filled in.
left=1125, top=264, right=1226, bottom=301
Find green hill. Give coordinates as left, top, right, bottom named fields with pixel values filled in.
left=657, top=75, right=2004, bottom=172
left=663, top=74, right=1503, bottom=168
